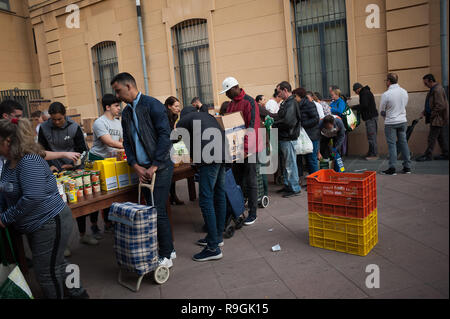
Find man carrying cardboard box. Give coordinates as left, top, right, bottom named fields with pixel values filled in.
left=111, top=72, right=175, bottom=269
left=220, top=76, right=263, bottom=226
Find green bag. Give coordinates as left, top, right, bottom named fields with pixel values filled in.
left=0, top=228, right=33, bottom=299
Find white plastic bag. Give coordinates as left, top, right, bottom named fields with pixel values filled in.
left=294, top=127, right=313, bottom=155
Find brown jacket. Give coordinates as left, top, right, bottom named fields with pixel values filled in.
left=425, top=83, right=449, bottom=127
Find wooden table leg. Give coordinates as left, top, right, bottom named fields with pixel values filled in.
left=166, top=199, right=174, bottom=241
left=187, top=177, right=196, bottom=201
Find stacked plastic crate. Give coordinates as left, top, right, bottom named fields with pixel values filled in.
left=306, top=170, right=378, bottom=256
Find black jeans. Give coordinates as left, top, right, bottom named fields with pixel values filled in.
left=141, top=163, right=174, bottom=259
left=75, top=212, right=98, bottom=234
left=425, top=125, right=449, bottom=157
left=26, top=206, right=86, bottom=299
left=232, top=156, right=258, bottom=217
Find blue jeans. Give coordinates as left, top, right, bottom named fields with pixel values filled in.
left=299, top=139, right=320, bottom=176
left=385, top=123, right=411, bottom=169
left=142, top=163, right=174, bottom=259
left=280, top=140, right=301, bottom=193
left=198, top=164, right=227, bottom=250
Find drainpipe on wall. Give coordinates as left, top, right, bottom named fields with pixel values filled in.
left=441, top=0, right=448, bottom=98
left=136, top=0, right=149, bottom=95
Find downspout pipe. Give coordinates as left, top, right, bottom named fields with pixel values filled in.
left=136, top=0, right=149, bottom=95
left=441, top=0, right=448, bottom=98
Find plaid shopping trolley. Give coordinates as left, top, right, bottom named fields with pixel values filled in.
left=109, top=175, right=170, bottom=291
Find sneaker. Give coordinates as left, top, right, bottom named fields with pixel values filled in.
left=415, top=155, right=432, bottom=162
left=402, top=167, right=412, bottom=174
left=244, top=215, right=257, bottom=226
left=192, top=247, right=223, bottom=262
left=91, top=225, right=103, bottom=240
left=196, top=238, right=224, bottom=247
left=276, top=187, right=290, bottom=193
left=158, top=256, right=173, bottom=268
left=381, top=168, right=397, bottom=176
left=64, top=248, right=71, bottom=257
left=170, top=250, right=177, bottom=259
left=434, top=154, right=449, bottom=160
left=80, top=234, right=99, bottom=245
left=282, top=190, right=301, bottom=198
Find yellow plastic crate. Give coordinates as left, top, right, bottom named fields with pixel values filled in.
left=308, top=209, right=378, bottom=256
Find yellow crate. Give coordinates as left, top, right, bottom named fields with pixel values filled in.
left=308, top=209, right=378, bottom=256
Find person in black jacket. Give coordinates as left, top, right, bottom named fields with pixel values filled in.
left=293, top=88, right=320, bottom=177
left=176, top=106, right=226, bottom=262
left=273, top=81, right=301, bottom=198
left=352, top=83, right=379, bottom=160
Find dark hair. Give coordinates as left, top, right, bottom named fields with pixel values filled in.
left=165, top=96, right=180, bottom=108
left=0, top=100, right=23, bottom=117
left=219, top=101, right=230, bottom=116
left=314, top=92, right=323, bottom=100
left=102, top=94, right=121, bottom=111
left=255, top=95, right=264, bottom=103
left=31, top=110, right=42, bottom=118
left=273, top=89, right=279, bottom=98
left=387, top=73, right=398, bottom=84
left=110, top=72, right=137, bottom=87
left=292, top=87, right=307, bottom=98
left=191, top=97, right=201, bottom=105
left=323, top=115, right=335, bottom=126
left=277, top=81, right=292, bottom=93
left=423, top=74, right=436, bottom=82
left=48, top=102, right=66, bottom=115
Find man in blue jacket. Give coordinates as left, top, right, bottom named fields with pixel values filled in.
left=111, top=72, right=175, bottom=269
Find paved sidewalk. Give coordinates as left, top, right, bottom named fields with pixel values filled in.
left=25, top=159, right=449, bottom=299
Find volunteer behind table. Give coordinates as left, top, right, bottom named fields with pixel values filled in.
left=88, top=94, right=124, bottom=233
left=0, top=118, right=89, bottom=299
left=38, top=102, right=100, bottom=253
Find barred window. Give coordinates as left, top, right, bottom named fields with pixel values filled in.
left=172, top=19, right=213, bottom=106
left=292, top=0, right=349, bottom=98
left=92, top=41, right=119, bottom=114
left=0, top=0, right=10, bottom=11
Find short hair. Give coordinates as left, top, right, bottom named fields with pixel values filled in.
left=219, top=101, right=230, bottom=116
left=48, top=102, right=66, bottom=115
left=0, top=99, right=23, bottom=116
left=423, top=74, right=436, bottom=82
left=314, top=92, right=323, bottom=100
left=165, top=96, right=180, bottom=108
left=31, top=110, right=43, bottom=118
left=255, top=95, right=264, bottom=103
left=387, top=73, right=398, bottom=84
left=277, top=81, right=292, bottom=93
left=110, top=72, right=137, bottom=87
left=331, top=88, right=342, bottom=97
left=102, top=94, right=121, bottom=111
left=292, top=88, right=307, bottom=98
left=323, top=115, right=335, bottom=126
left=191, top=97, right=201, bottom=105
left=273, top=89, right=279, bottom=98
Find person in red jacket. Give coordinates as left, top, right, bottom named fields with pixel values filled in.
left=220, top=77, right=262, bottom=225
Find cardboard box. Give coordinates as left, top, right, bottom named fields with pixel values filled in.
left=115, top=161, right=130, bottom=188
left=128, top=165, right=139, bottom=185
left=215, top=112, right=247, bottom=162
left=95, top=160, right=118, bottom=191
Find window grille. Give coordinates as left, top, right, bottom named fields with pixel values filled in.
left=0, top=0, right=10, bottom=11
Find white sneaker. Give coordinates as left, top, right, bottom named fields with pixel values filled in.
left=64, top=248, right=71, bottom=257
left=80, top=234, right=99, bottom=245
left=158, top=257, right=173, bottom=268
left=170, top=250, right=177, bottom=259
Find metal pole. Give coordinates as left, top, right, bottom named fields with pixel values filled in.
left=136, top=0, right=149, bottom=95
left=441, top=0, right=448, bottom=97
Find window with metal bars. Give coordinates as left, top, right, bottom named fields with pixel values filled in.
left=172, top=19, right=213, bottom=107
left=292, top=0, right=350, bottom=98
left=92, top=41, right=119, bottom=114
left=0, top=0, right=10, bottom=11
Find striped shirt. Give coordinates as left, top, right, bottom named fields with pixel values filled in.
left=0, top=154, right=66, bottom=234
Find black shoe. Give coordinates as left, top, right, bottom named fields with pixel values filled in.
left=434, top=154, right=449, bottom=160
left=282, top=190, right=301, bottom=198
left=276, top=187, right=290, bottom=193
left=381, top=168, right=397, bottom=175
left=415, top=155, right=432, bottom=162
left=402, top=167, right=412, bottom=174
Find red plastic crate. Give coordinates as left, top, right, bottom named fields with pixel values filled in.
left=306, top=169, right=377, bottom=219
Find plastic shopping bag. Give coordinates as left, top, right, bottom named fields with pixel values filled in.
left=294, top=127, right=313, bottom=155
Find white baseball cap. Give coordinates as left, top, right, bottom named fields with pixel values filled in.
left=220, top=77, right=239, bottom=94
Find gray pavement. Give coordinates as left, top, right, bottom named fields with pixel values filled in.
left=25, top=158, right=449, bottom=299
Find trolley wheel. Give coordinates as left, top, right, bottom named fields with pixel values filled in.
left=259, top=196, right=269, bottom=208
left=154, top=266, right=170, bottom=284
left=224, top=225, right=235, bottom=239
left=276, top=175, right=284, bottom=186
left=234, top=216, right=245, bottom=230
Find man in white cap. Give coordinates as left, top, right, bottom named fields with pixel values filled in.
left=220, top=77, right=263, bottom=225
